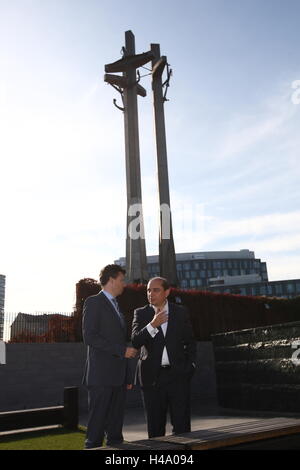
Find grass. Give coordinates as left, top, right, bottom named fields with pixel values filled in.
left=0, top=426, right=87, bottom=450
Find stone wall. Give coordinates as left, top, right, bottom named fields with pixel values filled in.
left=212, top=320, right=300, bottom=412
left=0, top=342, right=217, bottom=413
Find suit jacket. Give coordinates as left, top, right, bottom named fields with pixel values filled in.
left=82, top=291, right=129, bottom=387
left=131, top=302, right=196, bottom=387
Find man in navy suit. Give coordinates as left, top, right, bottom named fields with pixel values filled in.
left=82, top=264, right=137, bottom=448
left=132, top=277, right=196, bottom=438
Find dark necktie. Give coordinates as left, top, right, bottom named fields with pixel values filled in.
left=111, top=298, right=125, bottom=328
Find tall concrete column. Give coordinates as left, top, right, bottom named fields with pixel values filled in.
left=123, top=31, right=148, bottom=282
left=151, top=43, right=178, bottom=286
left=105, top=31, right=152, bottom=283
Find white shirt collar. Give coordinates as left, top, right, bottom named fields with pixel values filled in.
left=102, top=289, right=115, bottom=301
left=151, top=300, right=169, bottom=315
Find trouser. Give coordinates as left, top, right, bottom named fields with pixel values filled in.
left=142, top=368, right=191, bottom=438
left=85, top=384, right=126, bottom=448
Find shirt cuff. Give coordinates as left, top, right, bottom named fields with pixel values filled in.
left=146, top=323, right=159, bottom=337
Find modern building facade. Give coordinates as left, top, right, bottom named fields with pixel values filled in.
left=207, top=278, right=300, bottom=298
left=115, top=249, right=269, bottom=290
left=116, top=249, right=300, bottom=298
left=0, top=274, right=5, bottom=340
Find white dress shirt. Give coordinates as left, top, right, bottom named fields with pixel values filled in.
left=146, top=301, right=170, bottom=366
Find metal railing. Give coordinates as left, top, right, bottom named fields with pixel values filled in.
left=1, top=311, right=81, bottom=343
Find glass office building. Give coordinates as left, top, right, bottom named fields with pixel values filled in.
left=115, top=249, right=268, bottom=290
left=208, top=278, right=300, bottom=298
left=115, top=250, right=300, bottom=298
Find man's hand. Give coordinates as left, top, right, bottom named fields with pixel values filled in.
left=126, top=384, right=133, bottom=390
left=124, top=347, right=137, bottom=358
left=150, top=309, right=168, bottom=329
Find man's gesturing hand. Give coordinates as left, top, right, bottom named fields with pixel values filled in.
left=150, top=309, right=168, bottom=329
left=125, top=347, right=137, bottom=358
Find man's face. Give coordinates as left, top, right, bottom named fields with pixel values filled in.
left=147, top=278, right=170, bottom=307
left=111, top=272, right=126, bottom=297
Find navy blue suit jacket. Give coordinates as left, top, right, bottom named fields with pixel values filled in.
left=131, top=302, right=196, bottom=387
left=82, top=291, right=129, bottom=387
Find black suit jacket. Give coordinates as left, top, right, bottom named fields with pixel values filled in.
left=82, top=291, right=129, bottom=387
left=131, top=302, right=196, bottom=387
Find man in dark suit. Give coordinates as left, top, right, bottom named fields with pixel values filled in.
left=82, top=264, right=137, bottom=448
left=131, top=277, right=196, bottom=438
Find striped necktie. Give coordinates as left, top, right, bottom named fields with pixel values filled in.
left=111, top=298, right=125, bottom=327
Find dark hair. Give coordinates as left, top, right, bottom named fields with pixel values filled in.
left=99, top=264, right=126, bottom=287
left=148, top=277, right=170, bottom=291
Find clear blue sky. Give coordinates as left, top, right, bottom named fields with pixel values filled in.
left=1, top=0, right=300, bottom=312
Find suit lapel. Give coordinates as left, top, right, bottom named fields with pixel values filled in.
left=165, top=302, right=175, bottom=341
left=99, top=291, right=126, bottom=331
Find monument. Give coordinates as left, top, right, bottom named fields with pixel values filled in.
left=151, top=43, right=178, bottom=286
left=105, top=31, right=178, bottom=286
left=105, top=31, right=151, bottom=283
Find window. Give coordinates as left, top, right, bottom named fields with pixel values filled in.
left=267, top=285, right=273, bottom=295
left=275, top=284, right=283, bottom=295
left=176, top=263, right=182, bottom=271
left=190, top=279, right=196, bottom=287
left=287, top=283, right=295, bottom=294
left=190, top=271, right=197, bottom=278
left=213, top=261, right=223, bottom=269
left=184, top=263, right=191, bottom=270
left=180, top=280, right=188, bottom=288
left=260, top=286, right=266, bottom=295
left=261, top=262, right=268, bottom=272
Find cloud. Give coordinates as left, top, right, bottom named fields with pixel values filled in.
left=214, top=83, right=298, bottom=162
left=206, top=211, right=300, bottom=239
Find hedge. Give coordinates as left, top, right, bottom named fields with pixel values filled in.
left=75, top=279, right=300, bottom=341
